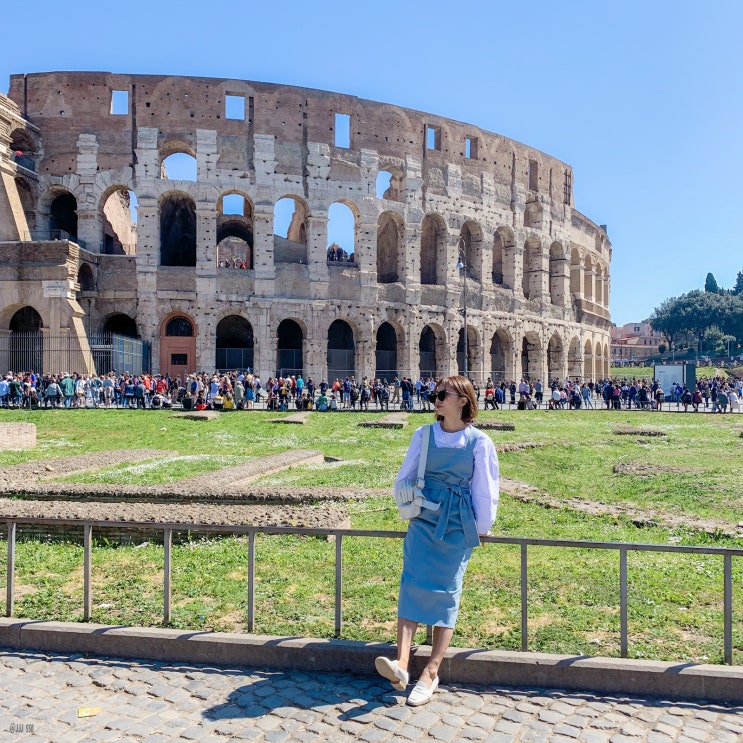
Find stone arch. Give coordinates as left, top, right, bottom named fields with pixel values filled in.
left=459, top=220, right=483, bottom=282
left=375, top=321, right=399, bottom=379
left=160, top=145, right=197, bottom=181
left=376, top=162, right=405, bottom=201
left=218, top=192, right=254, bottom=268
left=100, top=185, right=137, bottom=255
left=522, top=236, right=542, bottom=300
left=49, top=190, right=78, bottom=239
left=327, top=319, right=356, bottom=380
left=456, top=323, right=479, bottom=378
left=584, top=339, right=594, bottom=382
left=570, top=247, right=582, bottom=295
left=8, top=306, right=43, bottom=374
left=274, top=195, right=310, bottom=265
left=493, top=226, right=514, bottom=288
left=568, top=336, right=582, bottom=380
left=595, top=340, right=603, bottom=380
left=377, top=211, right=404, bottom=283
left=159, top=313, right=196, bottom=378
left=420, top=213, right=447, bottom=285
left=520, top=331, right=542, bottom=380
left=327, top=201, right=358, bottom=262
left=160, top=191, right=196, bottom=266
left=584, top=255, right=594, bottom=301
left=419, top=323, right=446, bottom=380
left=101, top=313, right=138, bottom=338
left=489, top=329, right=512, bottom=383
left=547, top=332, right=564, bottom=384
left=277, top=318, right=305, bottom=377
left=549, top=241, right=565, bottom=306
left=216, top=314, right=254, bottom=371
left=77, top=263, right=95, bottom=292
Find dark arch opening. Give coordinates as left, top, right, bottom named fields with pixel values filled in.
left=277, top=319, right=304, bottom=377
left=9, top=306, right=42, bottom=373
left=375, top=322, right=398, bottom=379
left=160, top=194, right=196, bottom=266
left=102, top=314, right=138, bottom=338
left=217, top=221, right=254, bottom=268
left=50, top=193, right=77, bottom=239
left=216, top=315, right=254, bottom=372
left=327, top=320, right=355, bottom=380
left=77, top=264, right=95, bottom=292
left=419, top=326, right=437, bottom=379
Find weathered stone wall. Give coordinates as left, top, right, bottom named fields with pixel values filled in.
left=0, top=72, right=613, bottom=383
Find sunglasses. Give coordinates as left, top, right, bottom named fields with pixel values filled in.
left=432, top=389, right=459, bottom=402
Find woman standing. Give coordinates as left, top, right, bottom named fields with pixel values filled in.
left=375, top=375, right=499, bottom=706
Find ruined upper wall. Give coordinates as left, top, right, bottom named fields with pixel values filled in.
left=7, top=71, right=572, bottom=198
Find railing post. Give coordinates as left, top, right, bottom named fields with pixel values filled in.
left=163, top=528, right=172, bottom=624
left=723, top=553, right=732, bottom=665
left=6, top=521, right=16, bottom=617
left=83, top=524, right=92, bottom=621
left=620, top=546, right=628, bottom=658
left=335, top=533, right=343, bottom=637
left=247, top=530, right=255, bottom=632
left=520, top=543, right=528, bottom=651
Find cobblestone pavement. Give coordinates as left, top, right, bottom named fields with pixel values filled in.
left=0, top=650, right=741, bottom=743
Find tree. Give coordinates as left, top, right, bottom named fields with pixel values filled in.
left=705, top=272, right=719, bottom=293
left=732, top=271, right=743, bottom=296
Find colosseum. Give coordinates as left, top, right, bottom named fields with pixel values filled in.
left=0, top=71, right=611, bottom=385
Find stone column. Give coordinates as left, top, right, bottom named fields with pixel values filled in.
left=252, top=203, right=276, bottom=295
left=75, top=133, right=103, bottom=250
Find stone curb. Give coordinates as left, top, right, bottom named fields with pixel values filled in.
left=1, top=618, right=741, bottom=703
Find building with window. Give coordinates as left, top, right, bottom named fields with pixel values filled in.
left=610, top=322, right=664, bottom=364
left=0, top=72, right=612, bottom=383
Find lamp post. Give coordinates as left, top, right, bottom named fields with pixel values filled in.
left=456, top=239, right=468, bottom=379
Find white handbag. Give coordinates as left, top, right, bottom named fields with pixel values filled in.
left=395, top=425, right=441, bottom=520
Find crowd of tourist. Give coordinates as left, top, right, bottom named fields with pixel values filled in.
left=0, top=369, right=740, bottom=414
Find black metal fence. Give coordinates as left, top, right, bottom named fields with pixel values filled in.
left=0, top=332, right=149, bottom=377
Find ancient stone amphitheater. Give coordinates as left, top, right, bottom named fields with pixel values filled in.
left=0, top=72, right=611, bottom=384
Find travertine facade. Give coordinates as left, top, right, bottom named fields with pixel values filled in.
left=0, top=71, right=612, bottom=384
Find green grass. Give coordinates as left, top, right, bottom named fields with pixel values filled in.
left=0, top=407, right=741, bottom=664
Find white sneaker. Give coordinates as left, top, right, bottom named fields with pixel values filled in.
left=407, top=676, right=439, bottom=706
left=374, top=656, right=409, bottom=691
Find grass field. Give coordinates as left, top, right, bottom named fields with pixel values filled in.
left=0, top=406, right=741, bottom=664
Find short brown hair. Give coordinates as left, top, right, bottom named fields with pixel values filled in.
left=435, top=375, right=478, bottom=425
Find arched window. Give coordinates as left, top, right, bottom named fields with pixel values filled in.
left=160, top=193, right=196, bottom=266
left=50, top=192, right=78, bottom=239
left=377, top=212, right=402, bottom=283
left=161, top=152, right=197, bottom=181
left=327, top=320, right=355, bottom=380
left=419, top=326, right=438, bottom=379
left=274, top=196, right=309, bottom=264
left=166, top=317, right=194, bottom=336
left=420, top=215, right=445, bottom=285
left=77, top=264, right=95, bottom=292
left=102, top=188, right=137, bottom=254
left=218, top=193, right=253, bottom=268
left=375, top=323, right=398, bottom=379
left=216, top=315, right=254, bottom=371
left=327, top=203, right=355, bottom=263
left=9, top=306, right=42, bottom=373
left=102, top=314, right=138, bottom=338
left=277, top=319, right=304, bottom=377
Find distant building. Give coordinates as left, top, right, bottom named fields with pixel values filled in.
left=611, top=322, right=664, bottom=364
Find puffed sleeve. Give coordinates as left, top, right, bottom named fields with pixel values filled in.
left=394, top=426, right=424, bottom=486
left=471, top=433, right=499, bottom=534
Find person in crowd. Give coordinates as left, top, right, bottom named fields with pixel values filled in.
left=375, top=376, right=498, bottom=706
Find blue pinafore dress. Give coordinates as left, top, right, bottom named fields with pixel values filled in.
left=398, top=425, right=481, bottom=628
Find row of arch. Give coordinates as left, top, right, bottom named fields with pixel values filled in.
left=46, top=186, right=609, bottom=304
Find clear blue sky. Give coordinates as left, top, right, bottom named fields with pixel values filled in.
left=4, top=0, right=742, bottom=326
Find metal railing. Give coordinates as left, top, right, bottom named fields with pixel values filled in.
left=2, top=519, right=740, bottom=664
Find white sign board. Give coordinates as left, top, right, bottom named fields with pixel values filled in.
left=653, top=365, right=683, bottom=394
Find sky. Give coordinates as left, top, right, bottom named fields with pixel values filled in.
left=3, top=0, right=742, bottom=326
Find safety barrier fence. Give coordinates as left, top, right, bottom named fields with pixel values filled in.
left=3, top=519, right=741, bottom=664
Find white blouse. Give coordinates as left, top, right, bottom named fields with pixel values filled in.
left=395, top=422, right=499, bottom=535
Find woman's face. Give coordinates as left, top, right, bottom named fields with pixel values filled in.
left=433, top=384, right=465, bottom=418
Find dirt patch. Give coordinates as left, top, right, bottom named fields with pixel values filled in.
left=612, top=463, right=699, bottom=477
left=613, top=426, right=666, bottom=437
left=495, top=442, right=546, bottom=453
